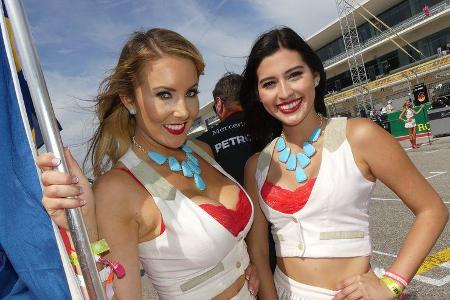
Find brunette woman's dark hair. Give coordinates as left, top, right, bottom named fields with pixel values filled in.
left=240, top=26, right=327, bottom=151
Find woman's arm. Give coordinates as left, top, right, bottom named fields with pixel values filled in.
left=93, top=171, right=160, bottom=300
left=352, top=119, right=447, bottom=279
left=38, top=150, right=156, bottom=299
left=334, top=119, right=448, bottom=299
left=244, top=154, right=278, bottom=299
left=398, top=108, right=406, bottom=122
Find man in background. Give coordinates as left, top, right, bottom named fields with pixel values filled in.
left=197, top=73, right=253, bottom=185
left=198, top=72, right=277, bottom=272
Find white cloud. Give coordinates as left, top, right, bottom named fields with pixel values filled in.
left=247, top=0, right=339, bottom=38
left=44, top=71, right=99, bottom=165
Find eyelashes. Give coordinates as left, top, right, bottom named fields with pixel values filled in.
left=155, top=88, right=200, bottom=100
left=156, top=91, right=172, bottom=99
left=186, top=88, right=200, bottom=97
left=261, top=71, right=304, bottom=89
left=289, top=71, right=303, bottom=78
left=262, top=81, right=275, bottom=89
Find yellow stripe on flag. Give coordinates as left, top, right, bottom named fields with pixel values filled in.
left=4, top=16, right=21, bottom=71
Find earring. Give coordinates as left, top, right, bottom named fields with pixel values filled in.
left=314, top=79, right=320, bottom=87
left=128, top=108, right=136, bottom=115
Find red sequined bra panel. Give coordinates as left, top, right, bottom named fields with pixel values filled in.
left=116, top=167, right=251, bottom=237
left=200, top=190, right=252, bottom=237
left=260, top=178, right=316, bottom=214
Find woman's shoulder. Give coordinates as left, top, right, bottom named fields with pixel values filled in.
left=94, top=166, right=163, bottom=239
left=346, top=117, right=392, bottom=148
left=94, top=167, right=137, bottom=190
left=245, top=152, right=262, bottom=173
left=93, top=167, right=151, bottom=215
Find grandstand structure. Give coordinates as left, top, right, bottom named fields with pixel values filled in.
left=315, top=0, right=450, bottom=116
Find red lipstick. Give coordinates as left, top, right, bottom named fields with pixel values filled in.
left=277, top=98, right=303, bottom=114
left=163, top=123, right=186, bottom=135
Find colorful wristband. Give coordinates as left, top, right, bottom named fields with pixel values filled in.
left=91, top=239, right=110, bottom=256
left=385, top=271, right=408, bottom=288
left=67, top=239, right=110, bottom=267
left=69, top=251, right=79, bottom=267
left=380, top=275, right=404, bottom=297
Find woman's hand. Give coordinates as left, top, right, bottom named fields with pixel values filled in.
left=37, top=148, right=94, bottom=229
left=332, top=270, right=395, bottom=300
left=244, top=264, right=260, bottom=296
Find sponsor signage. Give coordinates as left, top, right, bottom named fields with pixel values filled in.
left=413, top=83, right=429, bottom=106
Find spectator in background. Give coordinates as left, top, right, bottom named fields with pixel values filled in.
left=423, top=4, right=430, bottom=17
left=197, top=73, right=254, bottom=185
left=399, top=99, right=425, bottom=149
left=385, top=100, right=394, bottom=113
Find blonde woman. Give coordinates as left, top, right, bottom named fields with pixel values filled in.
left=37, top=28, right=258, bottom=299
left=399, top=99, right=425, bottom=149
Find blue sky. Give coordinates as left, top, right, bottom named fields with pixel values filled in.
left=22, top=0, right=340, bottom=163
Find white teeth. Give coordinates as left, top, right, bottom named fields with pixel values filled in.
left=279, top=99, right=301, bottom=110
left=165, top=124, right=184, bottom=130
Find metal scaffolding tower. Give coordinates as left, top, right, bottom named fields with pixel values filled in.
left=335, top=0, right=372, bottom=115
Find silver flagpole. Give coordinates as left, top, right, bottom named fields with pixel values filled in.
left=3, top=0, right=105, bottom=299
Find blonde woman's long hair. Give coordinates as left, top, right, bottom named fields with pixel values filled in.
left=85, top=28, right=205, bottom=178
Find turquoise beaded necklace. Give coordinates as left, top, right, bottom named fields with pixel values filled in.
left=132, top=137, right=206, bottom=191
left=276, top=114, right=324, bottom=183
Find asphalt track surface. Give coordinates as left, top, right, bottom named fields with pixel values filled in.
left=141, top=135, right=450, bottom=299
left=370, top=135, right=450, bottom=300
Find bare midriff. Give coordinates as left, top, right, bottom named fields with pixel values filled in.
left=211, top=274, right=246, bottom=300
left=277, top=256, right=371, bottom=290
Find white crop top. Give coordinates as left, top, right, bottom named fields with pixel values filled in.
left=119, top=141, right=254, bottom=299
left=256, top=118, right=375, bottom=258
left=406, top=108, right=414, bottom=120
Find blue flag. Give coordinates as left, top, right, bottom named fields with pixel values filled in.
left=0, top=12, right=70, bottom=300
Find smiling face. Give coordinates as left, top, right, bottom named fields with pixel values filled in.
left=127, top=55, right=200, bottom=149
left=257, top=48, right=319, bottom=127
left=405, top=100, right=411, bottom=108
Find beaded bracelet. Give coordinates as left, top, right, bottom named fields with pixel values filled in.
left=385, top=271, right=409, bottom=288
left=380, top=275, right=404, bottom=297
left=69, top=239, right=125, bottom=279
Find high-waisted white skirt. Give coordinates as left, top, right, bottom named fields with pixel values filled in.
left=404, top=118, right=416, bottom=128
left=274, top=267, right=338, bottom=300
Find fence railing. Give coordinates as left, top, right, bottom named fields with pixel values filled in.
left=322, top=1, right=450, bottom=68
